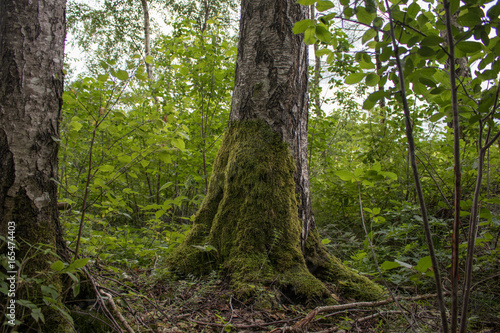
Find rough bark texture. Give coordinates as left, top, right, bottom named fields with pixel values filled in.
left=167, top=0, right=384, bottom=304
left=229, top=0, right=313, bottom=250
left=0, top=0, right=70, bottom=331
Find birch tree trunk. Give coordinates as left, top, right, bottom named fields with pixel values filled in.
left=167, top=0, right=384, bottom=304
left=229, top=0, right=314, bottom=251
left=0, top=0, right=71, bottom=331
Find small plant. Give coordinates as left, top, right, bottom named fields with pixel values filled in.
left=0, top=238, right=89, bottom=331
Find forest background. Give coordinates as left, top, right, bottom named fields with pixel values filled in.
left=1, top=0, right=499, bottom=331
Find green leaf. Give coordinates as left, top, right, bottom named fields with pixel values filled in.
left=487, top=4, right=500, bottom=21
left=97, top=74, right=109, bottom=82
left=66, top=272, right=79, bottom=283
left=41, top=285, right=59, bottom=299
left=205, top=245, right=218, bottom=252
left=100, top=164, right=114, bottom=172
left=415, top=256, right=432, bottom=273
left=419, top=77, right=437, bottom=87
left=418, top=46, right=437, bottom=57
left=344, top=7, right=354, bottom=18
left=315, top=48, right=332, bottom=57
left=336, top=170, right=355, bottom=181
left=450, top=0, right=460, bottom=14
left=456, top=41, right=483, bottom=54
left=380, top=171, right=397, bottom=180
left=457, top=12, right=483, bottom=27
left=158, top=151, right=172, bottom=164
left=316, top=0, right=334, bottom=11
left=73, top=283, right=81, bottom=298
left=345, top=72, right=366, bottom=84
left=145, top=55, right=154, bottom=64
left=421, top=35, right=444, bottom=46
left=354, top=167, right=364, bottom=177
left=315, top=25, right=331, bottom=43
left=50, top=261, right=65, bottom=272
left=17, top=300, right=38, bottom=309
left=100, top=60, right=109, bottom=70
left=381, top=261, right=401, bottom=270
left=321, top=238, right=331, bottom=245
left=480, top=207, right=493, bottom=221
left=356, top=7, right=375, bottom=25
left=293, top=19, right=315, bottom=34
left=363, top=98, right=376, bottom=110
left=118, top=155, right=132, bottom=164
left=114, top=70, right=129, bottom=81
left=362, top=29, right=377, bottom=44
left=365, top=73, right=380, bottom=86
left=31, top=307, right=45, bottom=323
left=304, top=26, right=316, bottom=44
left=407, top=3, right=421, bottom=19
left=297, top=0, right=317, bottom=5
left=69, top=258, right=90, bottom=270
left=173, top=138, right=185, bottom=150
left=430, top=113, right=446, bottom=122
left=159, top=182, right=173, bottom=191
left=70, top=117, right=83, bottom=132
left=373, top=17, right=384, bottom=29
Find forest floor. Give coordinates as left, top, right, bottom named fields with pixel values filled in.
left=77, top=264, right=499, bottom=333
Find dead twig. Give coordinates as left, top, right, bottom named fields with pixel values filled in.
left=357, top=310, right=406, bottom=323
left=101, top=291, right=136, bottom=333
left=292, top=293, right=440, bottom=330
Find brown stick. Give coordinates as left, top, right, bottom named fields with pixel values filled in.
left=101, top=291, right=136, bottom=333
left=293, top=293, right=439, bottom=329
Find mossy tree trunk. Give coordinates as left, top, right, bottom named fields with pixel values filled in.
left=0, top=0, right=72, bottom=331
left=168, top=0, right=384, bottom=304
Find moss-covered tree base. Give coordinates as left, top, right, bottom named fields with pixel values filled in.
left=166, top=120, right=383, bottom=305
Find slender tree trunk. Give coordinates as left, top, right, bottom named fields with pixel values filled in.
left=141, top=0, right=153, bottom=80
left=0, top=0, right=71, bottom=331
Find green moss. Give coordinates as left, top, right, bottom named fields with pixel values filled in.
left=166, top=119, right=383, bottom=305
left=305, top=229, right=385, bottom=301
left=9, top=189, right=74, bottom=332
left=167, top=119, right=330, bottom=304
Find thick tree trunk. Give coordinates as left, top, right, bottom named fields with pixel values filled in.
left=167, top=0, right=384, bottom=304
left=229, top=0, right=314, bottom=251
left=0, top=0, right=71, bottom=331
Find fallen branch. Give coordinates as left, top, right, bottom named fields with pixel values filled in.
left=292, top=293, right=439, bottom=329
left=357, top=310, right=406, bottom=323
left=101, top=291, right=136, bottom=333
left=190, top=316, right=301, bottom=329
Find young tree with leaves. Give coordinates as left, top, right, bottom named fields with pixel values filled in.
left=299, top=0, right=500, bottom=330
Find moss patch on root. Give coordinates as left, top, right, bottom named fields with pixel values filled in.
left=305, top=229, right=385, bottom=301
left=166, top=119, right=383, bottom=305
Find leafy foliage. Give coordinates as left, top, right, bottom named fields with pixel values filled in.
left=53, top=0, right=500, bottom=330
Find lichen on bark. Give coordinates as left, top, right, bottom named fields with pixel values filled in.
left=167, top=119, right=384, bottom=304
